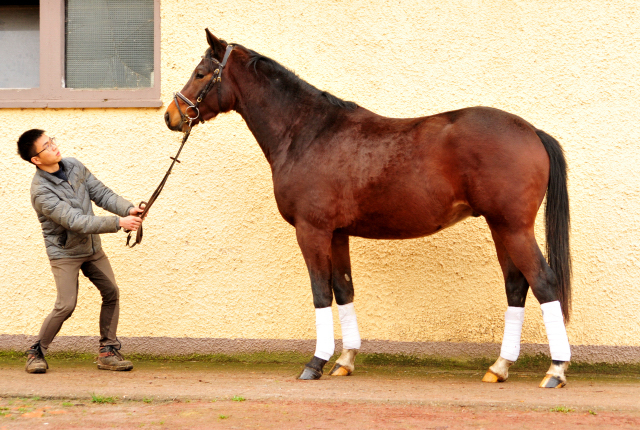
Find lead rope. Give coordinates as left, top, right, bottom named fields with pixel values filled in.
left=125, top=127, right=191, bottom=248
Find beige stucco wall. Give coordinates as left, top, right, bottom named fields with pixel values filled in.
left=1, top=1, right=639, bottom=355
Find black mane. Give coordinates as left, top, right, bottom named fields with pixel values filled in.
left=246, top=50, right=358, bottom=111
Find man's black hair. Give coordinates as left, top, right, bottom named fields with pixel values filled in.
left=17, top=129, right=45, bottom=164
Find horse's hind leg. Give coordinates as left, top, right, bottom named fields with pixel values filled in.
left=328, top=233, right=361, bottom=376
left=483, top=230, right=529, bottom=383
left=492, top=227, right=571, bottom=388
left=295, top=223, right=335, bottom=380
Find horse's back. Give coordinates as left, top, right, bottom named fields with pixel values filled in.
left=350, top=105, right=549, bottom=208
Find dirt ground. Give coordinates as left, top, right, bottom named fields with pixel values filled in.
left=1, top=355, right=639, bottom=429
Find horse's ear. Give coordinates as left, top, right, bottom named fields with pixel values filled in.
left=205, top=28, right=226, bottom=59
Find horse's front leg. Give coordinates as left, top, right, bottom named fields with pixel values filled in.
left=295, top=223, right=335, bottom=380
left=328, top=233, right=361, bottom=376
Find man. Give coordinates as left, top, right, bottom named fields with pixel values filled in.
left=17, top=129, right=145, bottom=374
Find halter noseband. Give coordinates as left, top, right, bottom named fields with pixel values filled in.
left=173, top=44, right=235, bottom=128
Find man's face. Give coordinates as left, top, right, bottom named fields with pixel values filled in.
left=32, top=134, right=62, bottom=166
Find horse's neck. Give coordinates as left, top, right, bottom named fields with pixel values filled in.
left=232, top=67, right=331, bottom=168
left=235, top=98, right=290, bottom=166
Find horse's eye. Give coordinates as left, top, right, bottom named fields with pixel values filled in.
left=196, top=73, right=205, bottom=79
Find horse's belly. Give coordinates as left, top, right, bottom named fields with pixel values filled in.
left=337, top=203, right=474, bottom=240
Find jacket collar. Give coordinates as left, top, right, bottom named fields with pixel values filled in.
left=35, top=159, right=74, bottom=185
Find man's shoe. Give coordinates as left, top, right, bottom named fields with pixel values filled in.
left=97, top=345, right=133, bottom=371
left=25, top=342, right=48, bottom=374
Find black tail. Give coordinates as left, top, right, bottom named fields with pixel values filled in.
left=536, top=129, right=572, bottom=323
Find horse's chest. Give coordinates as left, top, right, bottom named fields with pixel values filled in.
left=272, top=175, right=347, bottom=227
left=272, top=181, right=298, bottom=225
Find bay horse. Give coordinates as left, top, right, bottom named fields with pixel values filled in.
left=165, top=29, right=572, bottom=388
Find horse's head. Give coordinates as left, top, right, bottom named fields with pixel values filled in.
left=164, top=29, right=237, bottom=132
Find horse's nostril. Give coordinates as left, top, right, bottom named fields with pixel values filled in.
left=164, top=111, right=170, bottom=126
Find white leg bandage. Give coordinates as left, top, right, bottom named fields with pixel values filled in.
left=338, top=302, right=361, bottom=350
left=314, top=307, right=335, bottom=361
left=541, top=301, right=571, bottom=361
left=500, top=306, right=525, bottom=362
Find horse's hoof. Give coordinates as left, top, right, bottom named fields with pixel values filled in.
left=329, top=363, right=352, bottom=376
left=482, top=357, right=512, bottom=383
left=329, top=349, right=358, bottom=376
left=539, top=375, right=566, bottom=388
left=482, top=370, right=502, bottom=383
left=297, top=366, right=322, bottom=380
left=539, top=360, right=569, bottom=388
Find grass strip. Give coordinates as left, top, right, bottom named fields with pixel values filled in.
left=1, top=350, right=639, bottom=375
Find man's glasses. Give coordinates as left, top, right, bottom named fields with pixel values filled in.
left=33, top=137, right=58, bottom=157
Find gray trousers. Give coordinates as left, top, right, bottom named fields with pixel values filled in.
left=38, top=249, right=120, bottom=352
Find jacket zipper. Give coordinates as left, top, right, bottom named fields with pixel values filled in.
left=63, top=178, right=94, bottom=254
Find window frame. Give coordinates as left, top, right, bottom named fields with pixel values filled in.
left=0, top=0, right=161, bottom=108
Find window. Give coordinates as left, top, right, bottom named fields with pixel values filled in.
left=0, top=0, right=160, bottom=108
left=0, top=2, right=40, bottom=89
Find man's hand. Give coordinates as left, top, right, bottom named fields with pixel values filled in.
left=129, top=203, right=148, bottom=219
left=120, top=216, right=143, bottom=231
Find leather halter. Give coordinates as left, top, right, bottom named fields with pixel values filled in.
left=173, top=44, right=235, bottom=128
left=125, top=45, right=235, bottom=248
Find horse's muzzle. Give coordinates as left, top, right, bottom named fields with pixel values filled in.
left=164, top=110, right=183, bottom=132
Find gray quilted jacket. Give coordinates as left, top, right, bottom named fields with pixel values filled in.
left=30, top=157, right=133, bottom=260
